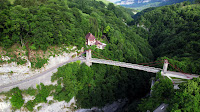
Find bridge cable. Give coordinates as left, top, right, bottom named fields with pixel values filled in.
left=138, top=60, right=164, bottom=65
left=91, top=50, right=112, bottom=60
left=143, top=62, right=163, bottom=67
left=77, top=51, right=86, bottom=56
left=137, top=60, right=164, bottom=67
left=92, top=50, right=165, bottom=67
left=168, top=62, right=190, bottom=75
left=92, top=52, right=107, bottom=60
left=168, top=62, right=191, bottom=79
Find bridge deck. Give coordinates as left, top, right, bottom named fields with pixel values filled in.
left=91, top=58, right=199, bottom=80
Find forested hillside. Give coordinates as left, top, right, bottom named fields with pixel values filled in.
left=134, top=1, right=200, bottom=75
left=134, top=1, right=200, bottom=111
left=1, top=0, right=200, bottom=111
left=0, top=0, right=154, bottom=111
left=0, top=0, right=153, bottom=66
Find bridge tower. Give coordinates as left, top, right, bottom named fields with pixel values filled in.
left=86, top=49, right=92, bottom=66
left=163, top=59, right=169, bottom=74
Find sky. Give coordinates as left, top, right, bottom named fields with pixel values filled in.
left=107, top=0, right=121, bottom=3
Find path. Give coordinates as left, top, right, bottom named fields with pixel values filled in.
left=1, top=56, right=199, bottom=92
left=0, top=57, right=85, bottom=92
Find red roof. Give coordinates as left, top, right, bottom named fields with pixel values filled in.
left=86, top=33, right=96, bottom=40
left=95, top=41, right=102, bottom=45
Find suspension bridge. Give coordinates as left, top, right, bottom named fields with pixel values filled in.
left=0, top=49, right=199, bottom=92
left=80, top=49, right=199, bottom=81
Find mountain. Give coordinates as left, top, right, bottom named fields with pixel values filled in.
left=0, top=0, right=153, bottom=110
left=132, top=2, right=200, bottom=111
left=0, top=0, right=200, bottom=111
left=134, top=1, right=200, bottom=75
left=114, top=0, right=194, bottom=10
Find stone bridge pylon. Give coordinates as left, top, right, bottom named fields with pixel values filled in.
left=86, top=49, right=92, bottom=66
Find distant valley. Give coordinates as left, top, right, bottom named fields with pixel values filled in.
left=108, top=0, right=194, bottom=10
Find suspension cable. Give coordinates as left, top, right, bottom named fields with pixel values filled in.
left=168, top=62, right=191, bottom=78
left=143, top=62, right=163, bottom=67
left=91, top=50, right=111, bottom=60
left=138, top=59, right=164, bottom=65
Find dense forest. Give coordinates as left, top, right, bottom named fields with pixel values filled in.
left=0, top=0, right=154, bottom=111
left=138, top=73, right=200, bottom=111
left=134, top=1, right=200, bottom=111
left=134, top=1, right=200, bottom=74
left=0, top=0, right=200, bottom=111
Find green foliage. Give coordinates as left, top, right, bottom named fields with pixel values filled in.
left=0, top=0, right=86, bottom=49
left=195, top=0, right=200, bottom=3
left=51, top=62, right=85, bottom=102
left=37, top=106, right=42, bottom=111
left=156, top=71, right=162, bottom=80
left=24, top=83, right=54, bottom=111
left=138, top=77, right=174, bottom=111
left=2, top=0, right=199, bottom=111
left=16, top=58, right=27, bottom=65
left=168, top=78, right=200, bottom=111
left=25, top=100, right=34, bottom=111
left=0, top=0, right=138, bottom=50
left=0, top=0, right=10, bottom=10
left=156, top=57, right=200, bottom=75
left=10, top=87, right=24, bottom=109
left=22, top=87, right=37, bottom=96
left=139, top=78, right=200, bottom=111
left=103, top=25, right=111, bottom=34
left=135, top=3, right=200, bottom=74
left=50, top=60, right=153, bottom=108
left=34, top=83, right=52, bottom=103
left=30, top=44, right=37, bottom=50
left=31, top=57, right=48, bottom=69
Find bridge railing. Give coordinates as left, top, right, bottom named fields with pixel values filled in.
left=91, top=58, right=161, bottom=73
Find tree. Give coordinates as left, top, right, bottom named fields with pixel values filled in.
left=34, top=83, right=51, bottom=103
left=103, top=25, right=111, bottom=34
left=0, top=0, right=10, bottom=10
left=10, top=87, right=24, bottom=109
left=9, top=5, right=31, bottom=47
left=195, top=0, right=200, bottom=3
left=25, top=101, right=34, bottom=111
left=107, top=3, right=115, bottom=10
left=138, top=76, right=174, bottom=111
left=169, top=78, right=200, bottom=111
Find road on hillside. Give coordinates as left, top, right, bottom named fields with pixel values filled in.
left=0, top=57, right=85, bottom=92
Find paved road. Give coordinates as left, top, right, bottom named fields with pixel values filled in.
left=0, top=57, right=85, bottom=92
left=1, top=57, right=198, bottom=92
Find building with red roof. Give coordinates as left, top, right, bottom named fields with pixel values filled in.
left=85, top=32, right=106, bottom=49
left=85, top=32, right=96, bottom=46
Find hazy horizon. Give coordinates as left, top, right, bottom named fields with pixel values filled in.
left=107, top=0, right=121, bottom=3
